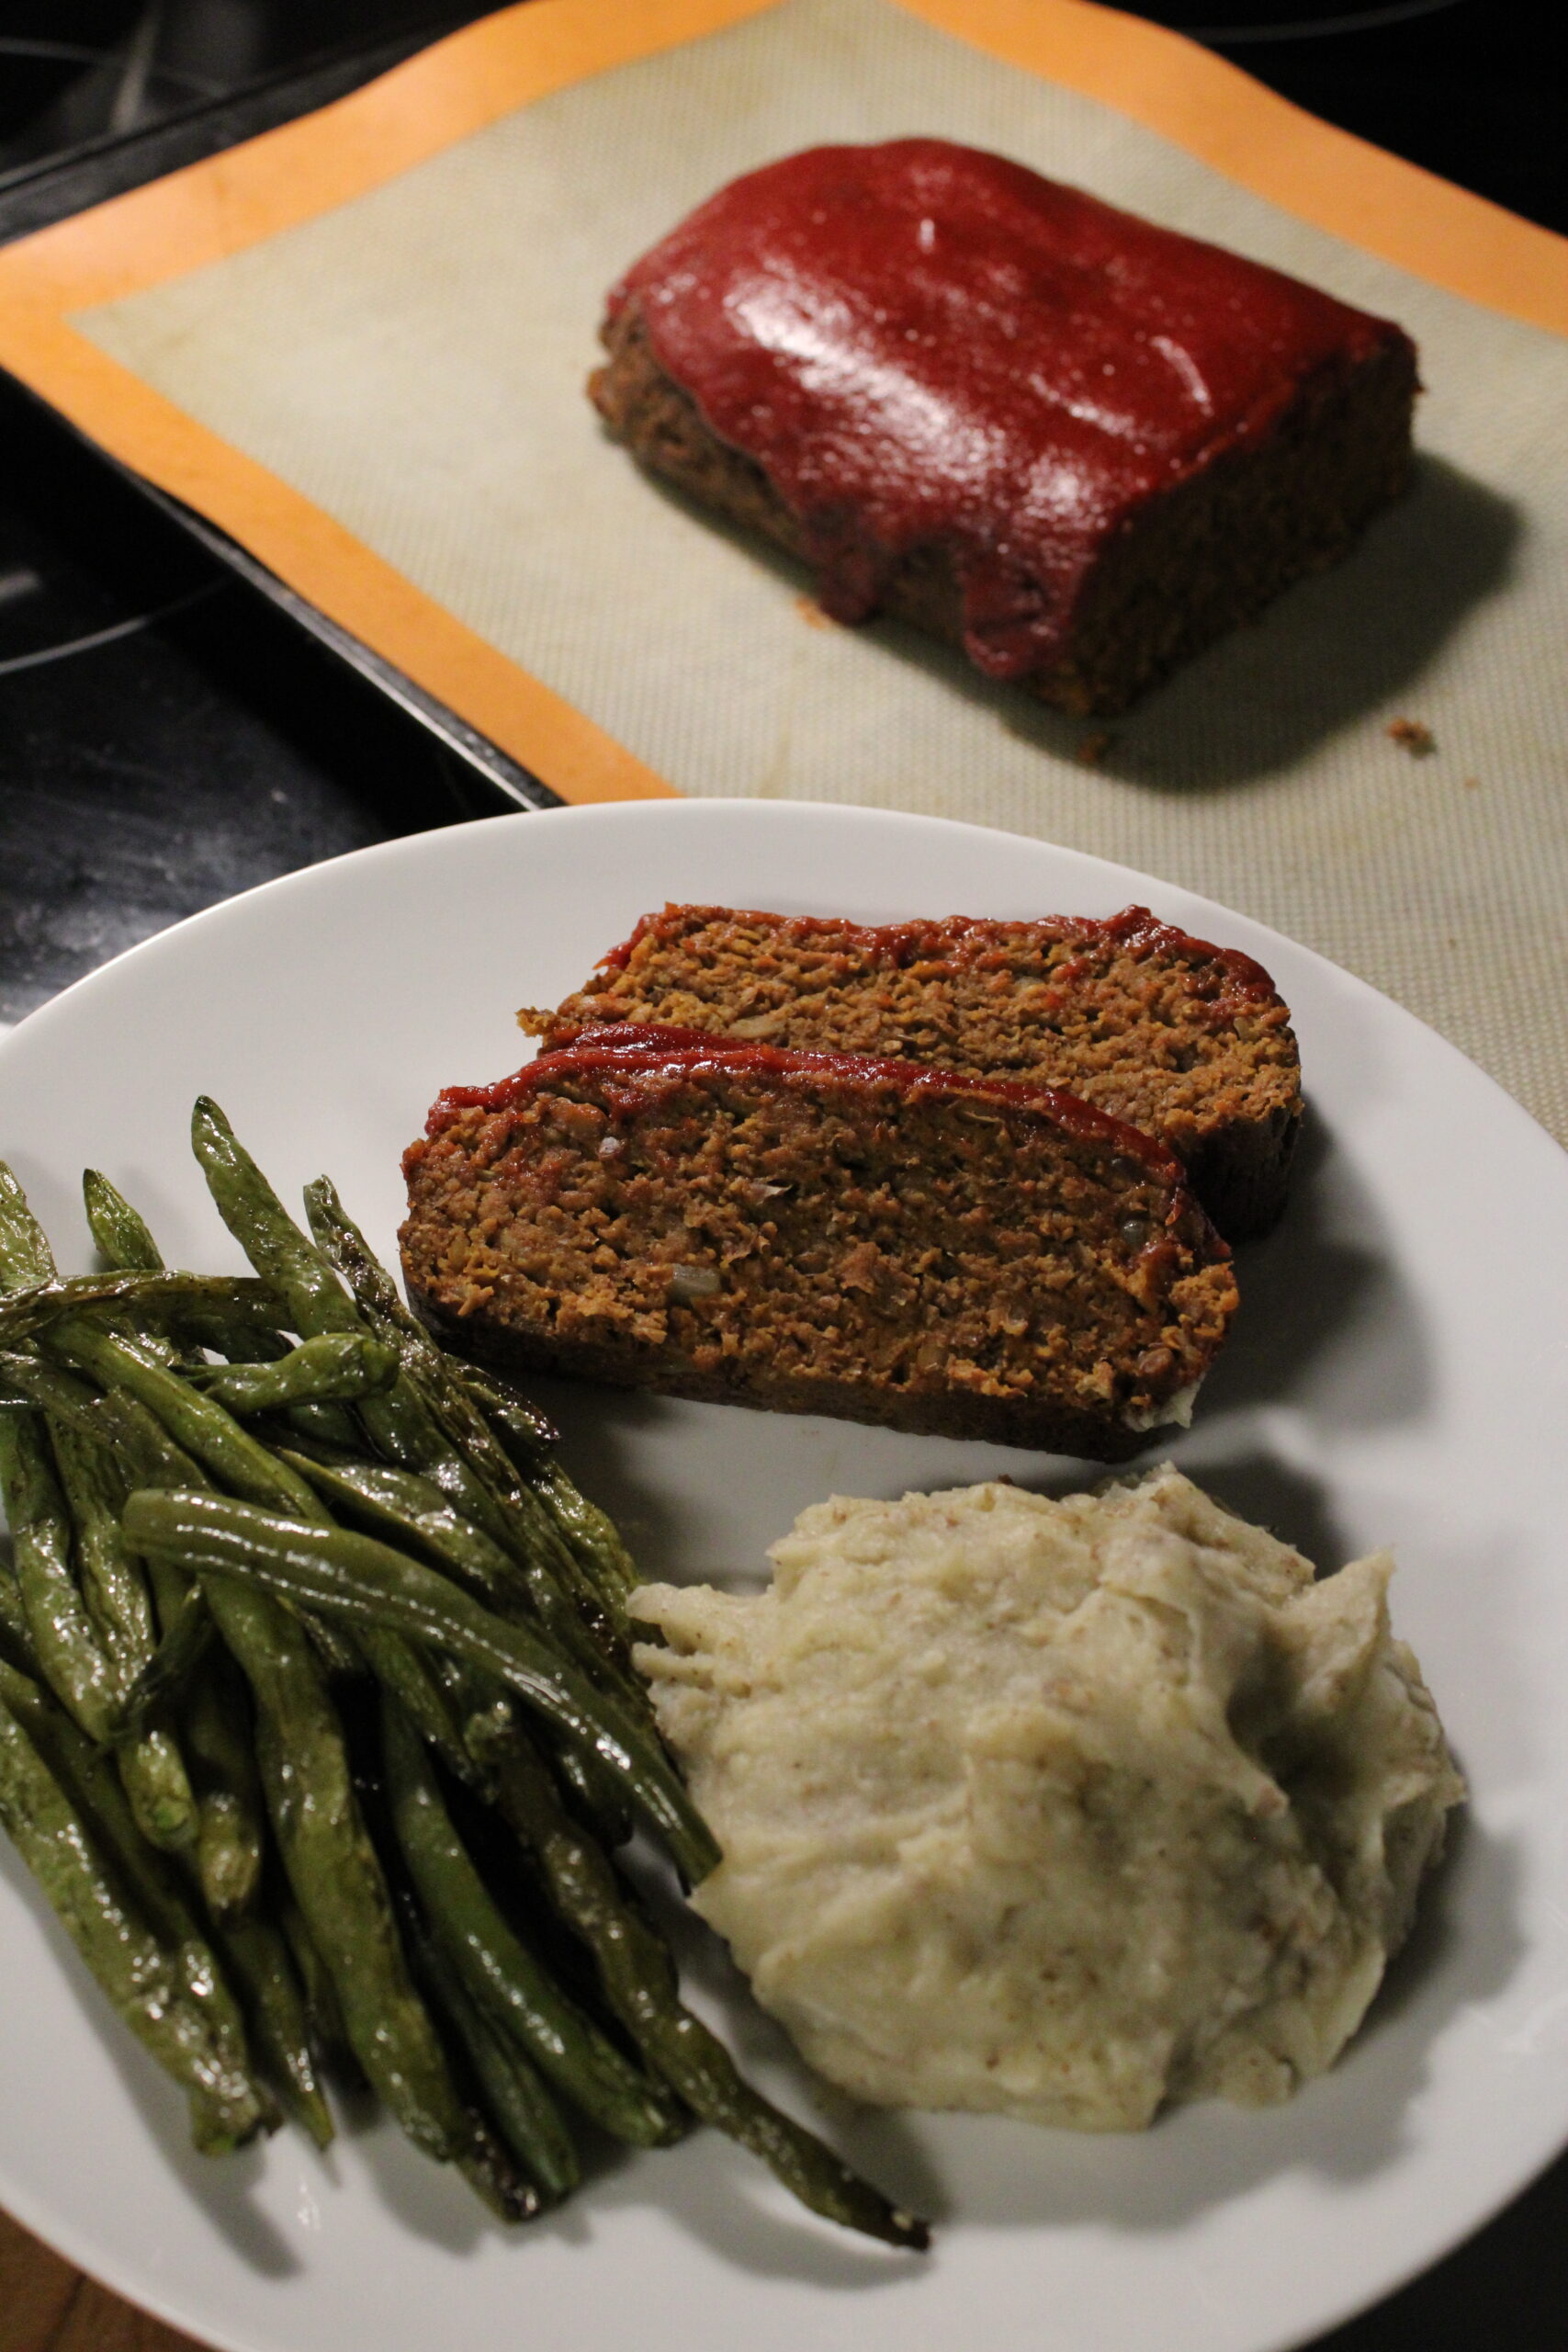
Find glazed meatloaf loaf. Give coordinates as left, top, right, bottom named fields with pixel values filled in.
left=525, top=904, right=1302, bottom=1239
left=591, top=139, right=1417, bottom=713
left=400, top=1023, right=1238, bottom=1462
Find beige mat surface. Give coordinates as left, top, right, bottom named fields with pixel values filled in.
left=1, top=0, right=1562, bottom=1136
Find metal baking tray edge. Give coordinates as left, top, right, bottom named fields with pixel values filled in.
left=0, top=9, right=561, bottom=819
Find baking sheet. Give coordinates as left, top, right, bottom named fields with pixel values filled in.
left=0, top=0, right=1563, bottom=1138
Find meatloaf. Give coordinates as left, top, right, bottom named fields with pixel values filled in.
left=591, top=139, right=1417, bottom=713
left=525, top=904, right=1302, bottom=1238
left=400, top=1023, right=1238, bottom=1462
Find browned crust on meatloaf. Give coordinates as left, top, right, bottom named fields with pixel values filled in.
left=523, top=904, right=1302, bottom=1239
left=400, top=1032, right=1238, bottom=1463
left=589, top=299, right=1416, bottom=717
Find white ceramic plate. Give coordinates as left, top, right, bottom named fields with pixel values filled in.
left=2, top=801, right=1565, bottom=2352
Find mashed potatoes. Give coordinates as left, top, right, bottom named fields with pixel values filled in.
left=632, top=1468, right=1461, bottom=2130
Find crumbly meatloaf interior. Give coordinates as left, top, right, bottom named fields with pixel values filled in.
left=400, top=1042, right=1238, bottom=1462
left=525, top=907, right=1301, bottom=1239
left=589, top=300, right=1416, bottom=716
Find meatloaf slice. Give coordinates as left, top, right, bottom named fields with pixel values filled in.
left=591, top=141, right=1417, bottom=713
left=400, top=1024, right=1237, bottom=1462
left=524, top=904, right=1301, bottom=1239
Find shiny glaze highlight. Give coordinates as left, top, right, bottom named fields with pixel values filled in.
left=609, top=140, right=1412, bottom=677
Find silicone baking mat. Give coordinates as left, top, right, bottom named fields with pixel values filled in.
left=0, top=0, right=1563, bottom=1137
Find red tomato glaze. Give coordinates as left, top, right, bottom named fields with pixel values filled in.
left=608, top=140, right=1413, bottom=678
left=425, top=1023, right=1214, bottom=1241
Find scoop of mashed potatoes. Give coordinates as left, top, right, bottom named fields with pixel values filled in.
left=632, top=1467, right=1462, bottom=2130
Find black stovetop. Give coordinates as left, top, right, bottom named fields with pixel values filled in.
left=0, top=0, right=503, bottom=1024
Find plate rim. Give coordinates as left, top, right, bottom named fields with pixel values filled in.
left=2, top=795, right=1564, bottom=2352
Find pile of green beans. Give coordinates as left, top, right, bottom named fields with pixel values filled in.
left=0, top=1113, right=927, bottom=2250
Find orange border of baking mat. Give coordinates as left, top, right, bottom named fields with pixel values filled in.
left=1, top=0, right=1563, bottom=806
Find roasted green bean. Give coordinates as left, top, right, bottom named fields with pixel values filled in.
left=0, top=1652, right=267, bottom=2150
left=180, top=1648, right=265, bottom=1920
left=197, top=1564, right=474, bottom=2166
left=113, top=1582, right=212, bottom=1745
left=0, top=1119, right=931, bottom=2246
left=82, top=1170, right=164, bottom=1273
left=123, top=1489, right=716, bottom=1885
left=217, top=1910, right=333, bottom=2148
left=0, top=1158, right=56, bottom=1289
left=115, top=1720, right=199, bottom=1855
left=45, top=1317, right=328, bottom=1524
left=279, top=1441, right=638, bottom=1714
left=51, top=1377, right=481, bottom=2173
left=0, top=1271, right=283, bottom=1346
left=45, top=1408, right=153, bottom=1675
left=451, top=2116, right=546, bottom=2225
left=459, top=1365, right=637, bottom=1610
left=0, top=1556, right=29, bottom=1664
left=358, top=1622, right=478, bottom=1788
left=479, top=1724, right=928, bottom=2251
left=279, top=1448, right=525, bottom=1611
left=30, top=1406, right=199, bottom=1851
left=280, top=1898, right=361, bottom=2085
left=192, top=1331, right=400, bottom=1415
left=303, top=1181, right=618, bottom=1633
left=0, top=1687, right=266, bottom=2152
left=193, top=1111, right=505, bottom=1532
left=297, top=1190, right=635, bottom=1634
left=0, top=1357, right=202, bottom=1493
left=191, top=1100, right=361, bottom=1331
left=190, top=1141, right=513, bottom=1602
left=0, top=1409, right=119, bottom=1744
left=398, top=1883, right=579, bottom=2205
left=380, top=1696, right=680, bottom=2147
